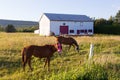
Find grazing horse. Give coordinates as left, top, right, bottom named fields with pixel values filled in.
left=21, top=43, right=62, bottom=71
left=56, top=36, right=79, bottom=52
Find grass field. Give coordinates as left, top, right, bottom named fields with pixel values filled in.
left=0, top=32, right=120, bottom=80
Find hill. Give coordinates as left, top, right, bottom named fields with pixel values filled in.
left=0, top=19, right=38, bottom=27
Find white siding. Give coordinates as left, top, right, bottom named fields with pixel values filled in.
left=39, top=15, right=50, bottom=36
left=50, top=21, right=65, bottom=35
left=50, top=21, right=93, bottom=35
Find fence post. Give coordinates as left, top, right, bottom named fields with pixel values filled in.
left=89, top=43, right=94, bottom=60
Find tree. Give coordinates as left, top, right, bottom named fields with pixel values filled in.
left=5, top=24, right=16, bottom=32
left=115, top=10, right=120, bottom=23
left=108, top=16, right=114, bottom=25
left=94, top=18, right=107, bottom=26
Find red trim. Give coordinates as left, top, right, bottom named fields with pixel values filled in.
left=60, top=26, right=68, bottom=34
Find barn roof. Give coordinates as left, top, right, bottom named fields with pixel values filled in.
left=44, top=13, right=93, bottom=22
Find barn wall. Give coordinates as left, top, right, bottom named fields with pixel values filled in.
left=50, top=21, right=93, bottom=35
left=50, top=21, right=62, bottom=35
left=39, top=15, right=50, bottom=36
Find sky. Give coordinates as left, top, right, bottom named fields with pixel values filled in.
left=0, top=0, right=120, bottom=21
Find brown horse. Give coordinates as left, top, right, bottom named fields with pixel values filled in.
left=21, top=43, right=62, bottom=71
left=56, top=36, right=79, bottom=52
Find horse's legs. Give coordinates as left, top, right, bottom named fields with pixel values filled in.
left=68, top=45, right=71, bottom=50
left=72, top=44, right=75, bottom=50
left=23, top=58, right=27, bottom=71
left=28, top=58, right=33, bottom=71
left=68, top=44, right=75, bottom=50
left=44, top=58, right=50, bottom=71
left=47, top=58, right=50, bottom=71
left=44, top=58, right=48, bottom=68
left=23, top=62, right=26, bottom=71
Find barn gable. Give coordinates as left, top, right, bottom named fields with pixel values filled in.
left=39, top=14, right=51, bottom=36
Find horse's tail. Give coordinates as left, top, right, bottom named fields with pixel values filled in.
left=21, top=48, right=26, bottom=64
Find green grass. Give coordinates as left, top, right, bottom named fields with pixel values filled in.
left=0, top=32, right=120, bottom=80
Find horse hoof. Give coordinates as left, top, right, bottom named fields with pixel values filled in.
left=31, top=68, right=33, bottom=71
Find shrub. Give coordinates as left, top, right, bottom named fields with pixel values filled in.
left=5, top=24, right=16, bottom=32
left=0, top=26, right=4, bottom=32
left=49, top=64, right=108, bottom=80
left=50, top=32, right=55, bottom=36
left=16, top=26, right=38, bottom=32
left=94, top=25, right=120, bottom=35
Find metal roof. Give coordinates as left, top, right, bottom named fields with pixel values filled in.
left=44, top=13, right=93, bottom=22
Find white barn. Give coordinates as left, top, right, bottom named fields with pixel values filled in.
left=39, top=13, right=94, bottom=36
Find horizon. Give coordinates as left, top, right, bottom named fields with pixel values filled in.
left=0, top=19, right=38, bottom=22
left=0, top=0, right=120, bottom=21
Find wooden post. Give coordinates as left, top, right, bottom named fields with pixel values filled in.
left=89, top=43, right=94, bottom=60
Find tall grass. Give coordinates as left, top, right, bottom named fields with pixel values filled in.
left=0, top=32, right=120, bottom=80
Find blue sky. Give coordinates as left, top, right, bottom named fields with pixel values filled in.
left=0, top=0, right=120, bottom=21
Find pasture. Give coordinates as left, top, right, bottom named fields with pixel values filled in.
left=0, top=32, right=120, bottom=80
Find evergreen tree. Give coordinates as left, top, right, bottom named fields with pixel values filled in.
left=5, top=24, right=16, bottom=32
left=108, top=16, right=114, bottom=24
left=94, top=18, right=107, bottom=26
left=115, top=10, right=120, bottom=23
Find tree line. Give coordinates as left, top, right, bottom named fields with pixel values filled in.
left=0, top=24, right=38, bottom=33
left=94, top=10, right=120, bottom=35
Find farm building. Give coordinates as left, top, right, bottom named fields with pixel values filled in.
left=38, top=13, right=94, bottom=36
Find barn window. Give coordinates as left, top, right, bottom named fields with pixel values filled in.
left=85, top=29, right=87, bottom=33
left=88, top=29, right=92, bottom=32
left=70, top=30, right=74, bottom=33
left=63, top=23, right=66, bottom=25
left=77, top=30, right=80, bottom=34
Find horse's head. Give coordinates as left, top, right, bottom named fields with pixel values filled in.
left=56, top=42, right=62, bottom=54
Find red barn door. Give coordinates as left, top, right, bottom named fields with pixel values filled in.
left=60, top=26, right=68, bottom=34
